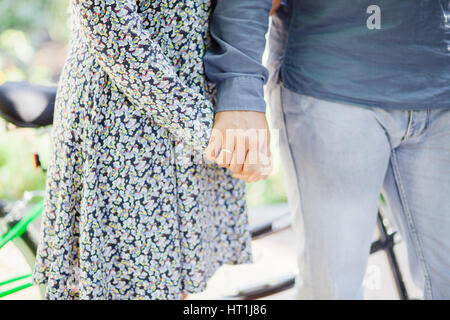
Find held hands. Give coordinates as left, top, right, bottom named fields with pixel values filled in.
left=204, top=0, right=279, bottom=181
left=205, top=111, right=272, bottom=183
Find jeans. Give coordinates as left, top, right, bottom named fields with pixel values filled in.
left=269, top=83, right=450, bottom=299
left=267, top=15, right=450, bottom=300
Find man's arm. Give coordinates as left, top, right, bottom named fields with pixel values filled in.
left=204, top=0, right=272, bottom=113
left=205, top=0, right=275, bottom=182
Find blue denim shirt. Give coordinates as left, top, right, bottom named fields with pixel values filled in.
left=204, top=0, right=450, bottom=113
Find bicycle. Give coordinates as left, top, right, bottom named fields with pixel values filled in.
left=0, top=81, right=55, bottom=298
left=0, top=81, right=410, bottom=300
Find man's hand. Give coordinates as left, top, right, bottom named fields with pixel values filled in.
left=205, top=111, right=272, bottom=183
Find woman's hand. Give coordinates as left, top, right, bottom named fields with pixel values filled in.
left=205, top=111, right=272, bottom=183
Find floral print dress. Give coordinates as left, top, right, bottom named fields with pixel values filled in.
left=32, top=0, right=252, bottom=300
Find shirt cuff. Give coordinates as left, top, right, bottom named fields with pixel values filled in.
left=215, top=76, right=266, bottom=113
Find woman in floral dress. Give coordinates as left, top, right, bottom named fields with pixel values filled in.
left=32, top=0, right=252, bottom=299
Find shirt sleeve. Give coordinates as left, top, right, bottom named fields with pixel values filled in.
left=204, top=0, right=272, bottom=113
left=73, top=0, right=213, bottom=149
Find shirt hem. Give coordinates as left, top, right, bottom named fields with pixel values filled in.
left=282, top=80, right=450, bottom=111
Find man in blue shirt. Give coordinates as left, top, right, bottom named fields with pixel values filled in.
left=204, top=0, right=450, bottom=299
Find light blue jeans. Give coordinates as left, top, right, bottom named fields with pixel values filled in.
left=269, top=84, right=450, bottom=299
left=267, top=13, right=450, bottom=300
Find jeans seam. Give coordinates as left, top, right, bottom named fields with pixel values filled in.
left=280, top=85, right=305, bottom=221
left=390, top=149, right=434, bottom=298
left=279, top=84, right=309, bottom=294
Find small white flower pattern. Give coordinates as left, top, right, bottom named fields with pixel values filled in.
left=32, top=0, right=252, bottom=300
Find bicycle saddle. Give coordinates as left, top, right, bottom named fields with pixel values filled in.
left=0, top=81, right=56, bottom=128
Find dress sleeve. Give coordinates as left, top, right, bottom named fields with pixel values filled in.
left=73, top=0, right=213, bottom=149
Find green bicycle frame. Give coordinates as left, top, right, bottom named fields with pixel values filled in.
left=0, top=201, right=43, bottom=298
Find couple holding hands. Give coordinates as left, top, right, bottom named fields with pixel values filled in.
left=33, top=0, right=450, bottom=300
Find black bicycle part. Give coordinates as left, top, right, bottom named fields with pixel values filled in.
left=0, top=81, right=56, bottom=128
left=376, top=212, right=409, bottom=300
left=239, top=210, right=409, bottom=300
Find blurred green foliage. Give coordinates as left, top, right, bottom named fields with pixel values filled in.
left=0, top=0, right=69, bottom=42
left=0, top=126, right=50, bottom=200
left=0, top=0, right=288, bottom=206
left=246, top=164, right=287, bottom=206
left=0, top=0, right=69, bottom=84
left=0, top=0, right=69, bottom=200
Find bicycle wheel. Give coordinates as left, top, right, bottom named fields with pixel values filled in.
left=0, top=199, right=45, bottom=299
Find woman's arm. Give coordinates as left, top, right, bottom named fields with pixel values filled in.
left=73, top=0, right=213, bottom=148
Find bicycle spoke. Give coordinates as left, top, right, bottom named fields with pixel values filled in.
left=0, top=201, right=43, bottom=249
